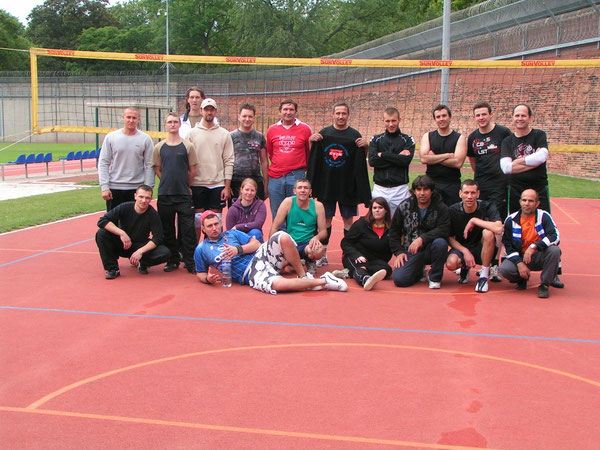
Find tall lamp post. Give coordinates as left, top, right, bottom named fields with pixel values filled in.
left=160, top=0, right=173, bottom=108
left=441, top=0, right=450, bottom=104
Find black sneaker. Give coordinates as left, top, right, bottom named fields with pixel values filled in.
left=184, top=264, right=196, bottom=274
left=138, top=263, right=148, bottom=275
left=551, top=275, right=564, bottom=289
left=164, top=262, right=179, bottom=272
left=458, top=268, right=469, bottom=284
left=516, top=279, right=527, bottom=290
left=105, top=268, right=120, bottom=279
left=538, top=283, right=550, bottom=298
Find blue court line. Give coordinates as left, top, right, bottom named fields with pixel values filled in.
left=0, top=238, right=93, bottom=268
left=1, top=305, right=599, bottom=344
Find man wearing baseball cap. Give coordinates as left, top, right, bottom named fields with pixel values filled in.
left=187, top=98, right=235, bottom=240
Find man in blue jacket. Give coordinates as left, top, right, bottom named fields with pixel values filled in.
left=499, top=189, right=563, bottom=298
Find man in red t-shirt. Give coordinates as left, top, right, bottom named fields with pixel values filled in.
left=266, top=99, right=312, bottom=220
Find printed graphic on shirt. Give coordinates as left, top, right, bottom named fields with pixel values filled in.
left=277, top=135, right=297, bottom=153
left=514, top=142, right=535, bottom=158
left=471, top=136, right=500, bottom=156
left=323, top=143, right=349, bottom=168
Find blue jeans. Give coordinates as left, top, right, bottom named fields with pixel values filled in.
left=268, top=168, right=305, bottom=220
left=392, top=238, right=449, bottom=287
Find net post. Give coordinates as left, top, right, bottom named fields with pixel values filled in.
left=30, top=49, right=39, bottom=134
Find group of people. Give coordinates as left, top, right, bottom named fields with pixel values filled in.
left=95, top=94, right=564, bottom=298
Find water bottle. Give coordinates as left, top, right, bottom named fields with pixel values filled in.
left=221, top=259, right=232, bottom=287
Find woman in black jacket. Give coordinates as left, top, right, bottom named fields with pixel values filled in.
left=338, top=197, right=393, bottom=290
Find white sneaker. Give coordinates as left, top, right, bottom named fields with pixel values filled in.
left=316, top=255, right=329, bottom=267
left=475, top=277, right=489, bottom=293
left=300, top=272, right=315, bottom=280
left=320, top=272, right=348, bottom=291
left=363, top=269, right=387, bottom=291
left=419, top=267, right=428, bottom=282
left=490, top=265, right=502, bottom=282
left=331, top=268, right=350, bottom=279
left=428, top=280, right=441, bottom=289
left=306, top=261, right=317, bottom=274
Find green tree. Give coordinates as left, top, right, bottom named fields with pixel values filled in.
left=0, top=10, right=31, bottom=71
left=27, top=0, right=118, bottom=69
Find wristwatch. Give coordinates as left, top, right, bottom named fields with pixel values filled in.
left=529, top=243, right=537, bottom=250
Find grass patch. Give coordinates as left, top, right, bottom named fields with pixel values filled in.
left=382, top=172, right=600, bottom=199
left=0, top=188, right=104, bottom=233
left=548, top=174, right=600, bottom=198
left=0, top=142, right=96, bottom=164
left=0, top=168, right=597, bottom=234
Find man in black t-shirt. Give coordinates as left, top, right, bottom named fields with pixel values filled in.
left=420, top=104, right=467, bottom=206
left=446, top=180, right=503, bottom=293
left=153, top=113, right=198, bottom=273
left=467, top=101, right=511, bottom=219
left=500, top=104, right=551, bottom=214
left=95, top=185, right=170, bottom=279
left=307, top=103, right=371, bottom=266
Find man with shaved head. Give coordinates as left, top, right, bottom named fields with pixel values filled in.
left=98, top=107, right=155, bottom=210
left=499, top=189, right=563, bottom=298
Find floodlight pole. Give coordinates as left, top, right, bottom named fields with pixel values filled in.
left=441, top=0, right=451, bottom=104
left=165, top=0, right=170, bottom=107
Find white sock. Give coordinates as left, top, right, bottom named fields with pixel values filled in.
left=480, top=266, right=490, bottom=278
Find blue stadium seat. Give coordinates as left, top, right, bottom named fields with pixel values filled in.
left=43, top=153, right=53, bottom=175
left=25, top=154, right=36, bottom=164
left=9, top=154, right=26, bottom=164
left=73, top=151, right=82, bottom=160
left=81, top=150, right=90, bottom=159
left=35, top=153, right=44, bottom=163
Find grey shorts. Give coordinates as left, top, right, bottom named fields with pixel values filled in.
left=246, top=231, right=296, bottom=295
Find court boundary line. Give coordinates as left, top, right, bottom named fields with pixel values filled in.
left=0, top=238, right=93, bottom=268
left=2, top=306, right=598, bottom=344
left=0, top=406, right=498, bottom=450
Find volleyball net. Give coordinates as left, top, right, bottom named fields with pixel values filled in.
left=18, top=47, right=600, bottom=153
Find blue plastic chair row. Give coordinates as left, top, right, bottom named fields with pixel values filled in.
left=61, top=149, right=99, bottom=161
left=9, top=153, right=53, bottom=165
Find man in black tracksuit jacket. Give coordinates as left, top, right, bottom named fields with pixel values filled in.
left=368, top=107, right=415, bottom=216
left=389, top=175, right=450, bottom=289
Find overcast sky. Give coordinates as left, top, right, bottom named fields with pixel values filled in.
left=4, top=1, right=120, bottom=25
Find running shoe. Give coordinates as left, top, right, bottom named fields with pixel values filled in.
left=320, top=272, right=348, bottom=291
left=458, top=268, right=469, bottom=284
left=363, top=269, right=387, bottom=291
left=315, top=255, right=329, bottom=267
left=475, top=277, right=489, bottom=293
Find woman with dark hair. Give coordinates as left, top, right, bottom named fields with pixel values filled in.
left=337, top=197, right=393, bottom=290
left=226, top=178, right=267, bottom=242
left=179, top=87, right=205, bottom=139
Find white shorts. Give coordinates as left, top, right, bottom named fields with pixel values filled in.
left=372, top=184, right=409, bottom=216
left=246, top=231, right=295, bottom=295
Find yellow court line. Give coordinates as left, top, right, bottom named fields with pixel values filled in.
left=550, top=200, right=580, bottom=225
left=27, top=343, right=600, bottom=412
left=0, top=406, right=498, bottom=449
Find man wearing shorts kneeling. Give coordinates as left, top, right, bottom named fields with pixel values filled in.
left=269, top=178, right=327, bottom=274
left=194, top=211, right=347, bottom=294
left=445, top=180, right=503, bottom=293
